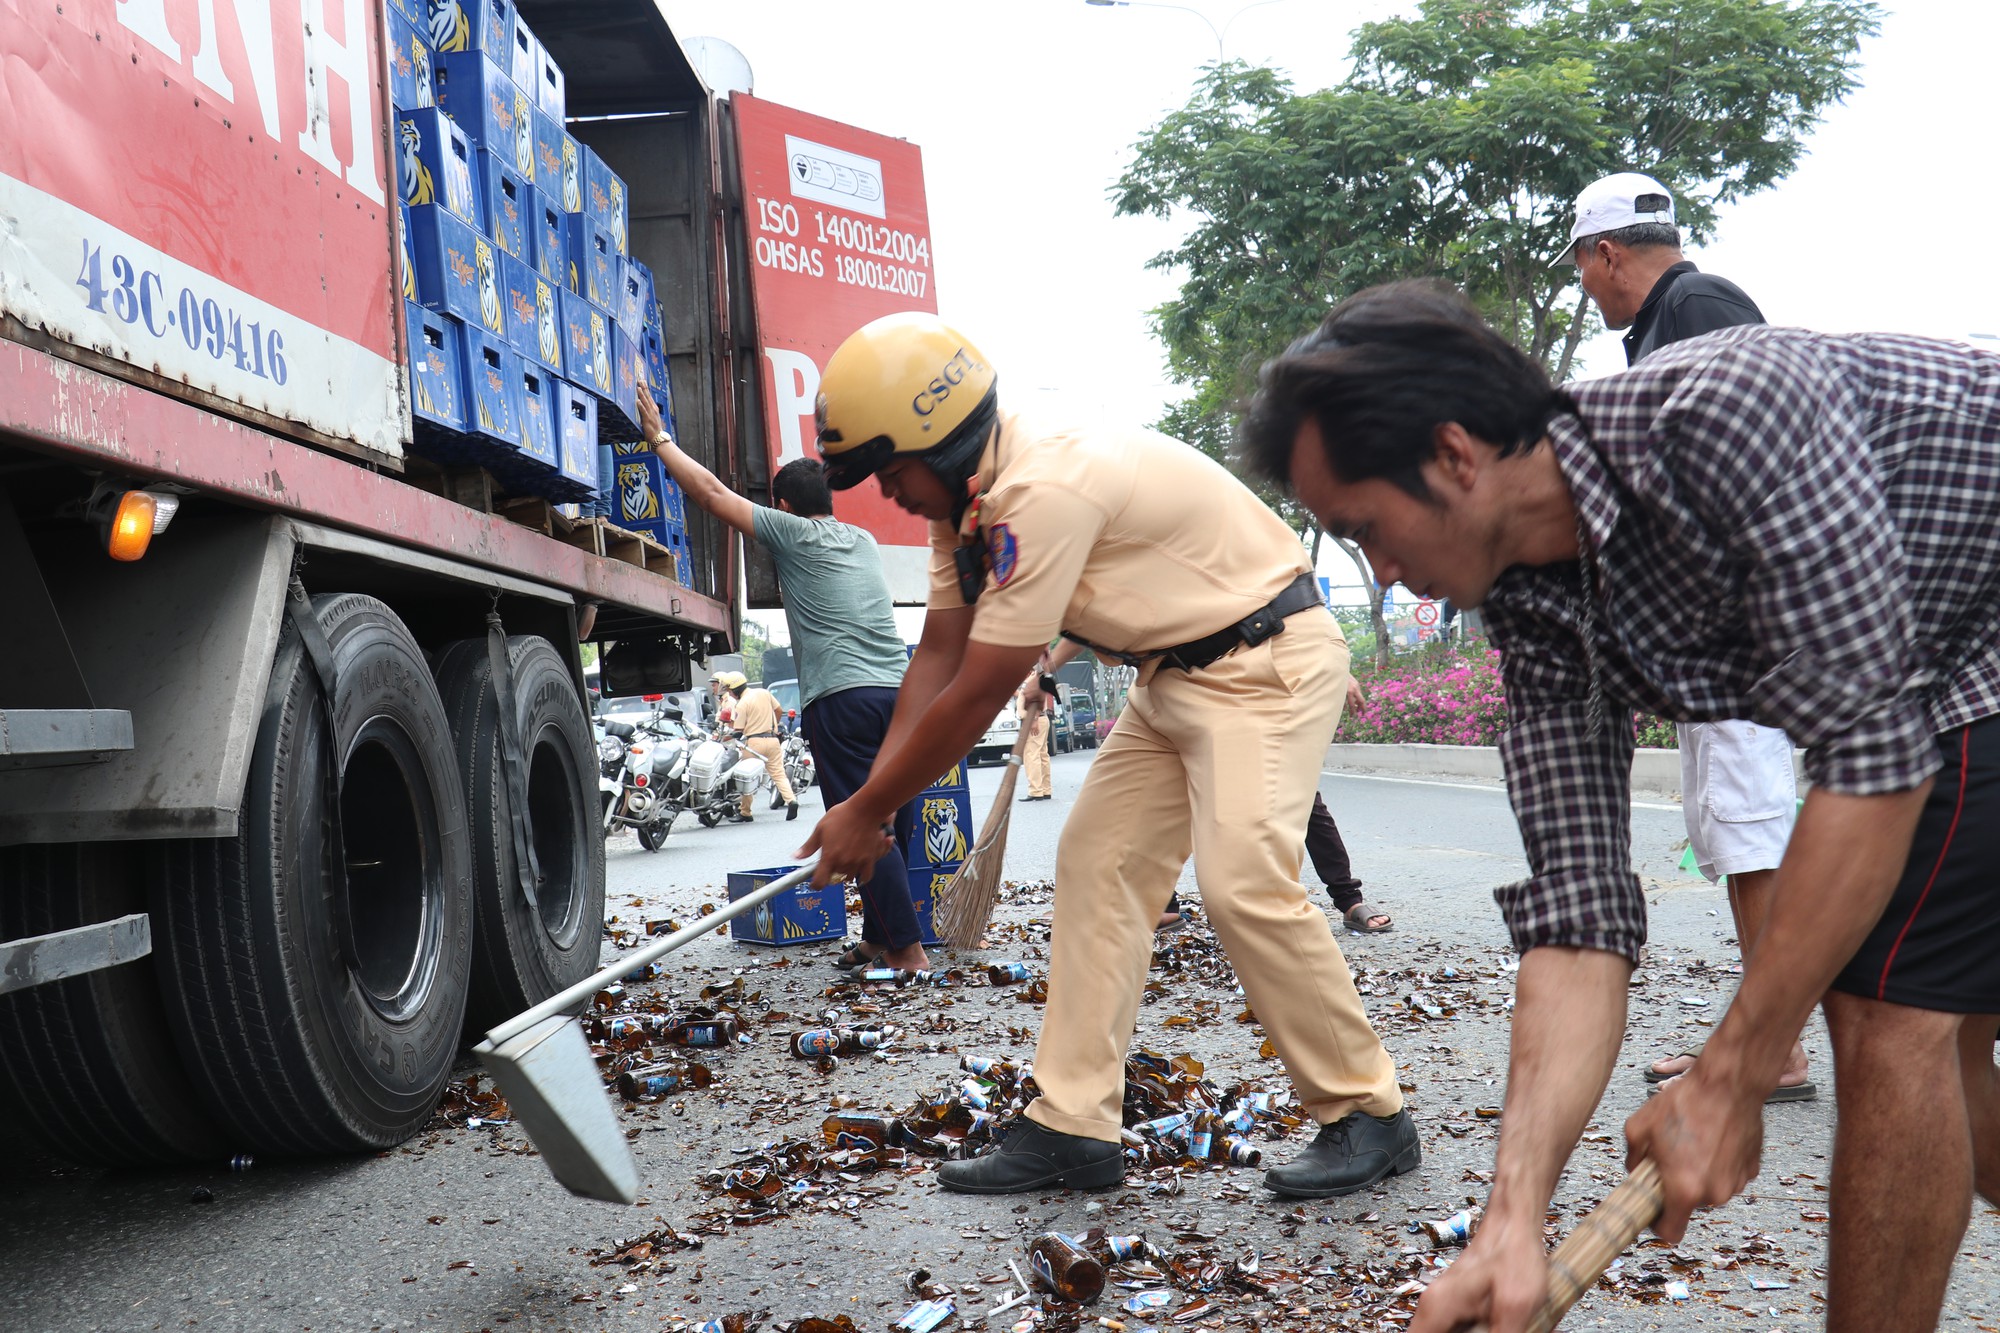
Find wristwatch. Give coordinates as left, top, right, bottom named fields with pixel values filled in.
left=649, top=430, right=674, bottom=449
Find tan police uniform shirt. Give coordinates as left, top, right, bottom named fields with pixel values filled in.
left=926, top=411, right=1312, bottom=651
left=732, top=688, right=780, bottom=736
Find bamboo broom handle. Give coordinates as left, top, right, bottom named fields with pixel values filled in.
left=1470, top=1160, right=1664, bottom=1333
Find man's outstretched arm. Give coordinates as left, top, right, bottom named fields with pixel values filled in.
left=639, top=386, right=755, bottom=538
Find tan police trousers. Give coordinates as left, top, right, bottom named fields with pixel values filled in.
left=1023, top=711, right=1052, bottom=797
left=740, top=736, right=794, bottom=816
left=1025, top=606, right=1403, bottom=1141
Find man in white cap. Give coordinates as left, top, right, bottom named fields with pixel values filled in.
left=1564, top=172, right=1812, bottom=1104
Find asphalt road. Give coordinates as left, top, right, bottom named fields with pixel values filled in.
left=3, top=749, right=1997, bottom=1332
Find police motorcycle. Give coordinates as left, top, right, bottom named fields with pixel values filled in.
left=780, top=728, right=815, bottom=800
left=600, top=701, right=697, bottom=851
left=681, top=724, right=768, bottom=827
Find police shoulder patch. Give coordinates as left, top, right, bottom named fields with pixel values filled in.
left=987, top=523, right=1019, bottom=587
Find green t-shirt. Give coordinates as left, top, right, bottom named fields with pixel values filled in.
left=752, top=507, right=907, bottom=709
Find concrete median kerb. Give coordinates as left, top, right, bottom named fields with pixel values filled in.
left=1324, top=741, right=1808, bottom=801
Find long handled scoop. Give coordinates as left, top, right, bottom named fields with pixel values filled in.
left=473, top=863, right=819, bottom=1203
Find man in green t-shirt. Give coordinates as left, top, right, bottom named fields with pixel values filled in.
left=638, top=389, right=931, bottom=971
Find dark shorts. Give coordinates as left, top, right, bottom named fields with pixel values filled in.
left=1832, top=713, right=2000, bottom=1013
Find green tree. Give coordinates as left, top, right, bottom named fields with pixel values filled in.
left=1117, top=0, right=1878, bottom=664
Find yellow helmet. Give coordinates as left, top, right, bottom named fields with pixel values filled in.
left=815, top=312, right=998, bottom=493
left=715, top=670, right=748, bottom=692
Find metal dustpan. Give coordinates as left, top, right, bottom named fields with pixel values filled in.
left=474, top=862, right=821, bottom=1203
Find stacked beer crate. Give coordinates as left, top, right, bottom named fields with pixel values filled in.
left=389, top=0, right=677, bottom=521
left=906, top=760, right=975, bottom=946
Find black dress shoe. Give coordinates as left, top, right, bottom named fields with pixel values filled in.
left=936, top=1120, right=1125, bottom=1194
left=786, top=801, right=800, bottom=821
left=1263, top=1108, right=1420, bottom=1198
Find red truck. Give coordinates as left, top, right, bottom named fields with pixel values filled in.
left=0, top=0, right=773, bottom=1164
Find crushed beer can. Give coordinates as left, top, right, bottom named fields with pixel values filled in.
left=1420, top=1206, right=1481, bottom=1248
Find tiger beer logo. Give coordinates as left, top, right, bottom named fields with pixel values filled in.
left=512, top=91, right=536, bottom=176
left=446, top=243, right=475, bottom=288
left=399, top=120, right=435, bottom=205
left=508, top=283, right=534, bottom=327
left=400, top=226, right=416, bottom=299
left=589, top=311, right=611, bottom=390
left=429, top=0, right=469, bottom=52
left=922, top=797, right=967, bottom=865
left=618, top=461, right=660, bottom=521
left=931, top=761, right=966, bottom=789
left=536, top=282, right=560, bottom=363
left=561, top=138, right=581, bottom=212
left=475, top=239, right=503, bottom=333
left=609, top=179, right=627, bottom=251
left=412, top=39, right=435, bottom=108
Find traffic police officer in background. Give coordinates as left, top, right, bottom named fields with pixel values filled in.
left=800, top=313, right=1418, bottom=1198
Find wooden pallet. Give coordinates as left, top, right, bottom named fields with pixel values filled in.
left=565, top=518, right=683, bottom=582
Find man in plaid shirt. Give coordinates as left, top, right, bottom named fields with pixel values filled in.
left=1244, top=282, right=2000, bottom=1333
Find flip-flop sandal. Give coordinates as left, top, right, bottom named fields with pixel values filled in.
left=835, top=942, right=884, bottom=969
left=1647, top=1073, right=1818, bottom=1104
left=1155, top=912, right=1185, bottom=934
left=1343, top=902, right=1394, bottom=933
left=1641, top=1047, right=1706, bottom=1083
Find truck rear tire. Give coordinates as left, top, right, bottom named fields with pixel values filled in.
left=0, top=843, right=223, bottom=1164
left=152, top=593, right=473, bottom=1154
left=435, top=635, right=604, bottom=1033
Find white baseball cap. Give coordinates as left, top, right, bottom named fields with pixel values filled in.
left=1555, top=172, right=1677, bottom=264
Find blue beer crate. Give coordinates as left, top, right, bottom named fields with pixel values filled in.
left=426, top=0, right=512, bottom=57
left=906, top=862, right=955, bottom=947
left=405, top=302, right=464, bottom=433
left=609, top=453, right=672, bottom=543
left=726, top=866, right=846, bottom=946
left=407, top=203, right=505, bottom=337
left=534, top=36, right=566, bottom=119
left=554, top=380, right=599, bottom=499
left=927, top=758, right=970, bottom=793
left=508, top=11, right=538, bottom=93
left=476, top=148, right=530, bottom=263
left=455, top=319, right=524, bottom=449
left=396, top=106, right=480, bottom=227
left=907, top=787, right=974, bottom=872
left=499, top=250, right=560, bottom=371
left=530, top=108, right=564, bottom=204
left=531, top=188, right=565, bottom=286
left=589, top=442, right=614, bottom=517
left=387, top=9, right=435, bottom=112
left=433, top=52, right=534, bottom=183
left=583, top=148, right=629, bottom=257
left=515, top=360, right=559, bottom=476
left=661, top=472, right=687, bottom=524
left=558, top=288, right=614, bottom=395
left=603, top=322, right=641, bottom=437
left=564, top=212, right=616, bottom=306
left=388, top=0, right=421, bottom=26
left=611, top=256, right=648, bottom=338
left=397, top=202, right=418, bottom=302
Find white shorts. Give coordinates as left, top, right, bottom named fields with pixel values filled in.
left=1679, top=720, right=1797, bottom=881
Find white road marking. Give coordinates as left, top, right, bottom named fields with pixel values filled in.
left=1321, top=768, right=1683, bottom=812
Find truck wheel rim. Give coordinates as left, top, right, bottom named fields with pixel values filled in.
left=526, top=721, right=586, bottom=946
left=339, top=718, right=446, bottom=1023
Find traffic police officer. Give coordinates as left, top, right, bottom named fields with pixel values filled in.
left=801, top=312, right=1417, bottom=1197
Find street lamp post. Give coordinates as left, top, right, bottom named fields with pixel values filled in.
left=1082, top=0, right=1288, bottom=62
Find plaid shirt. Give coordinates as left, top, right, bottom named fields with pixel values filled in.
left=1484, top=327, right=2000, bottom=961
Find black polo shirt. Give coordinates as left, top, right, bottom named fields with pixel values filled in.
left=1623, top=260, right=1765, bottom=365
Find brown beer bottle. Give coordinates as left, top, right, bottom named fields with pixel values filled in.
left=1027, top=1232, right=1106, bottom=1303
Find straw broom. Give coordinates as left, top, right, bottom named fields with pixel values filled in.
left=933, top=697, right=1043, bottom=948
left=1473, top=1160, right=1663, bottom=1333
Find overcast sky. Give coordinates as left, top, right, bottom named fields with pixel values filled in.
left=654, top=0, right=2000, bottom=634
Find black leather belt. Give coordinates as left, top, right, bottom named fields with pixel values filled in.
left=744, top=731, right=780, bottom=739
left=1064, top=572, right=1323, bottom=674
